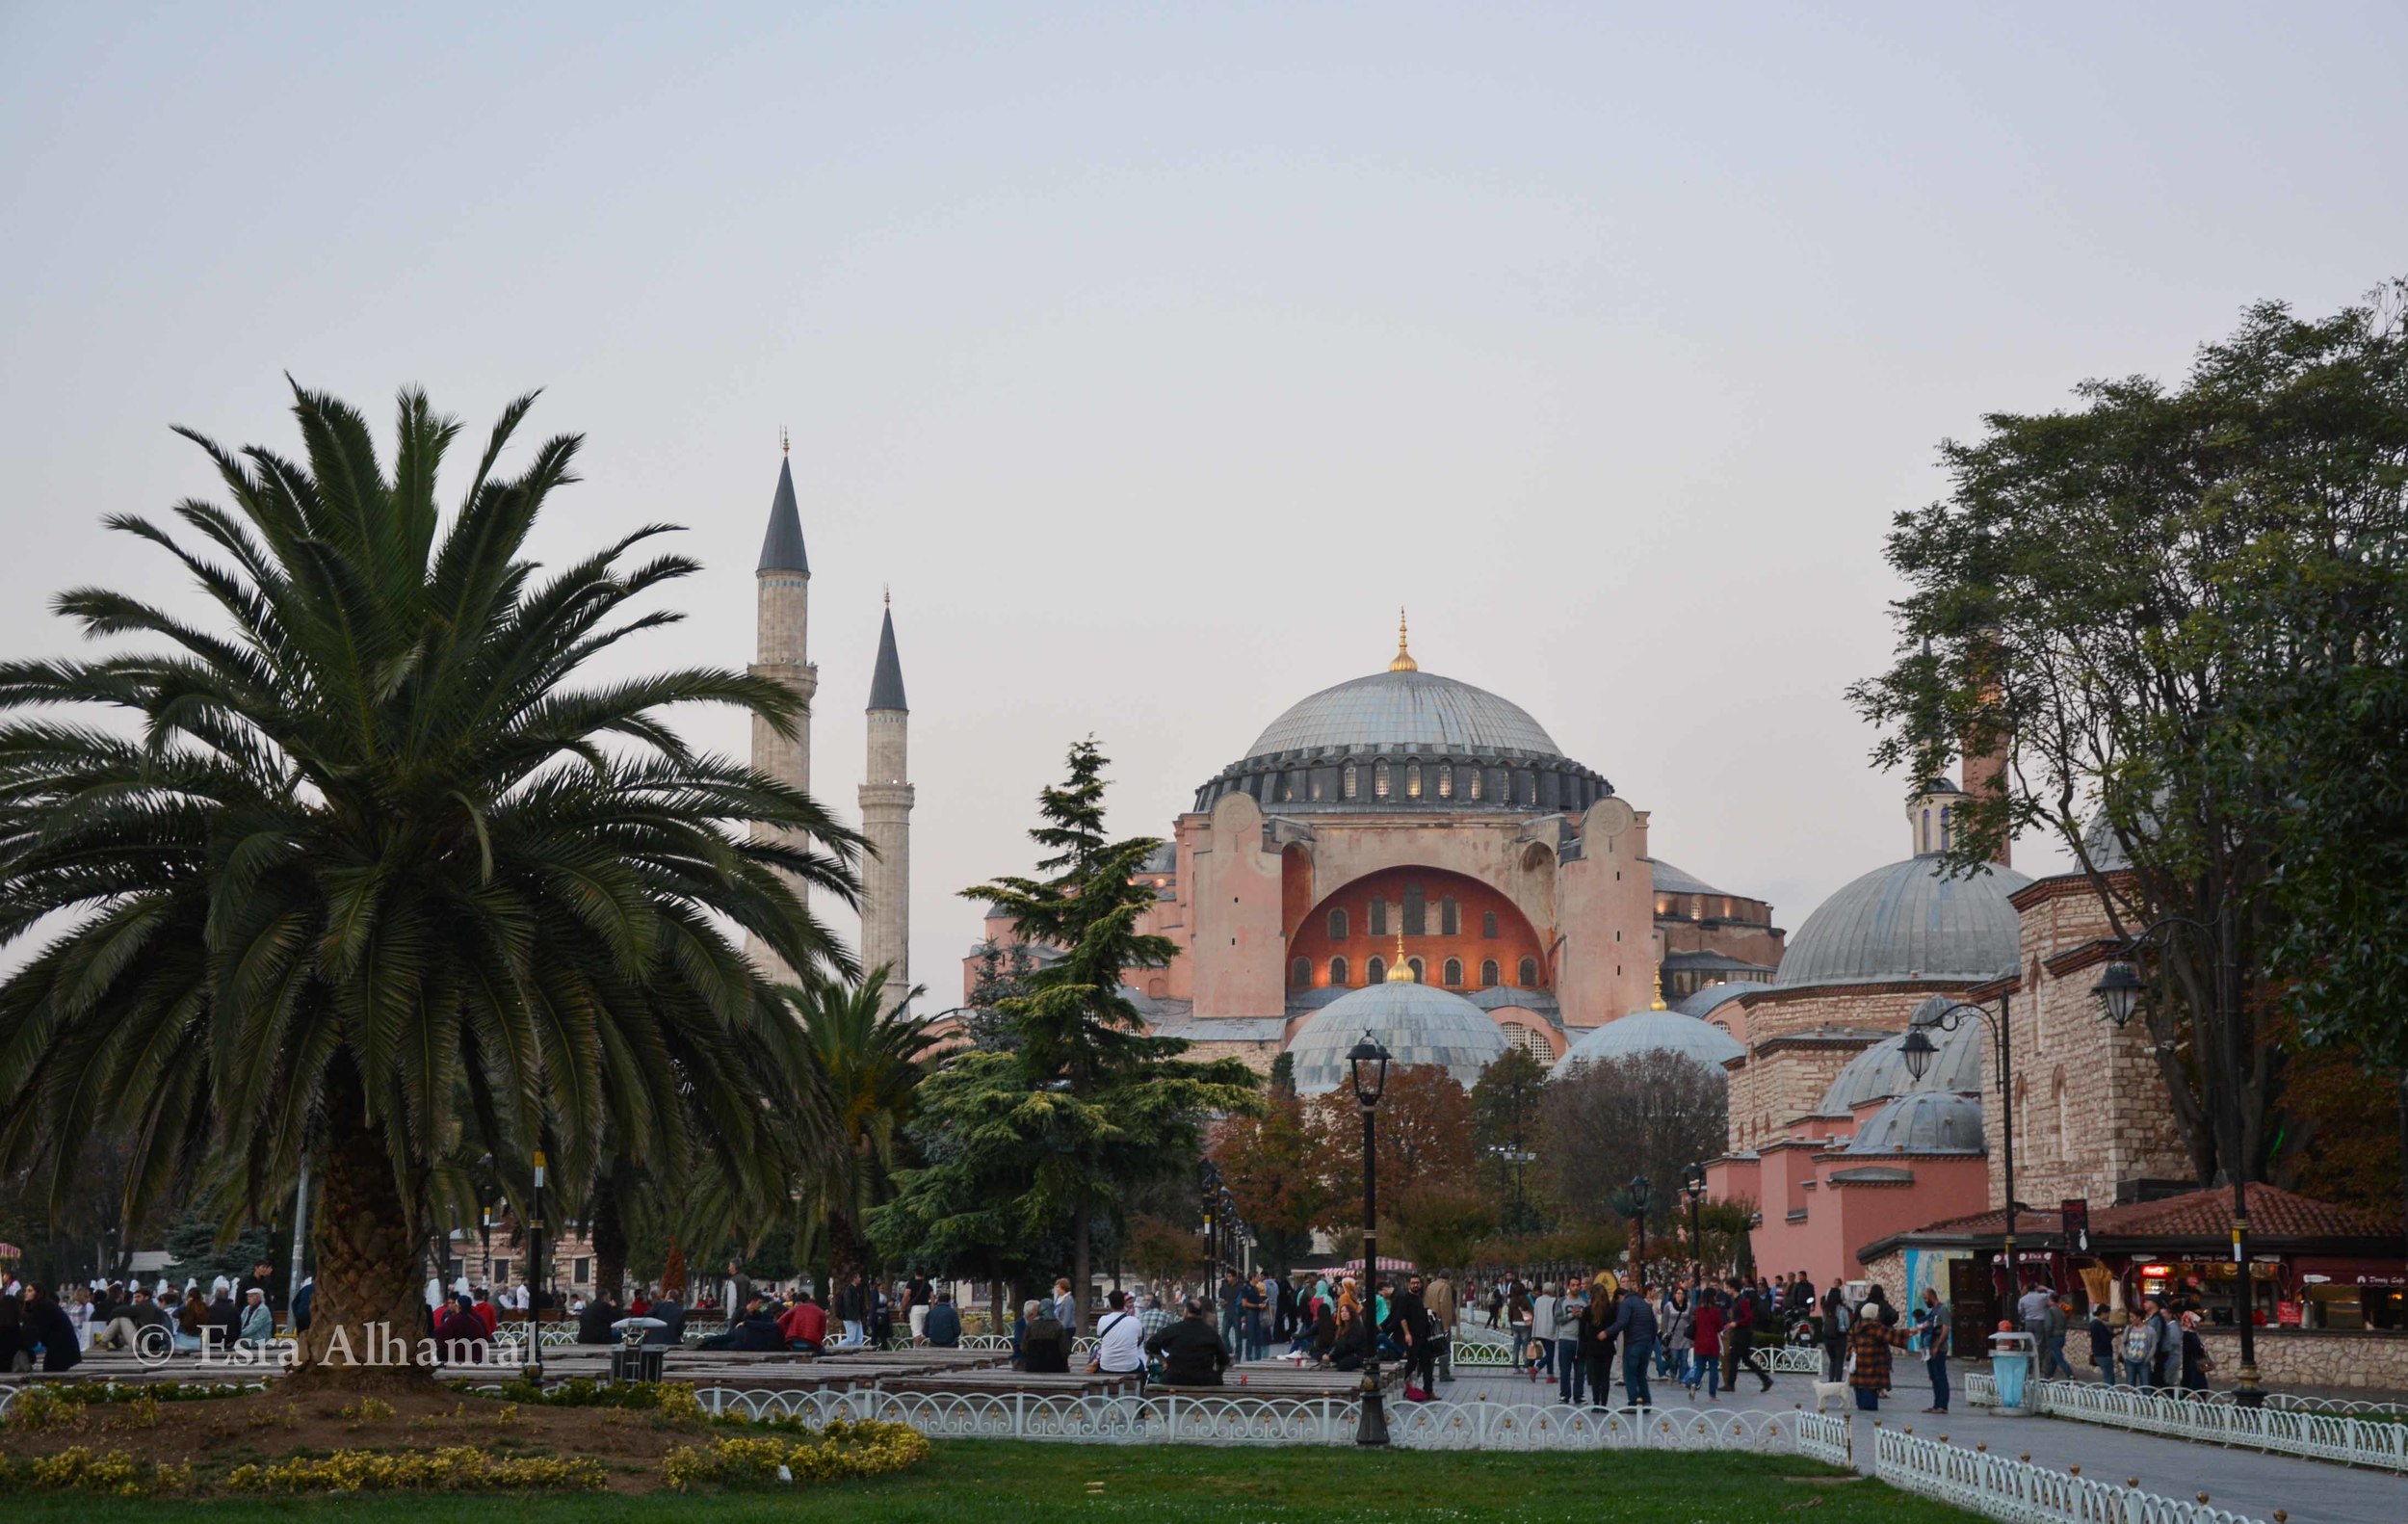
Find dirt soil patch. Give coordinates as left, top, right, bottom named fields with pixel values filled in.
left=0, top=1381, right=716, bottom=1493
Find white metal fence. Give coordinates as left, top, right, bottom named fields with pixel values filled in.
left=1874, top=1424, right=2266, bottom=1524
left=1965, top=1374, right=2408, bottom=1474
left=686, top=1386, right=1824, bottom=1452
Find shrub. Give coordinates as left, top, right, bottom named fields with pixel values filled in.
left=0, top=1447, right=193, bottom=1497
left=0, top=1386, right=84, bottom=1433
left=661, top=1419, right=929, bottom=1492
left=225, top=1446, right=606, bottom=1494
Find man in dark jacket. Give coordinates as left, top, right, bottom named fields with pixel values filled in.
left=1021, top=1300, right=1072, bottom=1373
left=924, top=1291, right=961, bottom=1348
left=25, top=1288, right=82, bottom=1373
left=237, top=1261, right=275, bottom=1317
left=1146, top=1298, right=1232, bottom=1386
left=1609, top=1283, right=1659, bottom=1407
left=208, top=1286, right=242, bottom=1350
left=642, top=1296, right=685, bottom=1347
left=1720, top=1276, right=1773, bottom=1393
left=1385, top=1275, right=1437, bottom=1399
left=576, top=1289, right=624, bottom=1345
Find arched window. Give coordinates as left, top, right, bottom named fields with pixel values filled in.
left=1443, top=958, right=1463, bottom=986
left=1405, top=957, right=1425, bottom=984
left=1374, top=761, right=1392, bottom=799
left=1328, top=907, right=1349, bottom=941
left=1343, top=763, right=1358, bottom=800
left=1406, top=764, right=1423, bottom=799
left=1291, top=957, right=1311, bottom=987
left=1921, top=808, right=1931, bottom=853
left=1365, top=956, right=1385, bottom=985
left=1468, top=770, right=1483, bottom=801
left=1439, top=897, right=1459, bottom=936
left=1437, top=766, right=1453, bottom=800
left=1479, top=958, right=1500, bottom=986
left=1520, top=773, right=1536, bottom=805
left=1517, top=956, right=1540, bottom=987
left=1329, top=956, right=1348, bottom=986
left=1939, top=804, right=1951, bottom=852
left=1482, top=910, right=1499, bottom=939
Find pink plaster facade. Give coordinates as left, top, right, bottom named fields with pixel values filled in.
left=1711, top=1099, right=1994, bottom=1281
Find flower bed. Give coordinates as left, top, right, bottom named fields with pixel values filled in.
left=662, top=1418, right=931, bottom=1491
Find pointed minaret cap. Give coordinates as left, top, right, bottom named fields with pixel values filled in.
left=757, top=448, right=809, bottom=574
left=1389, top=607, right=1418, bottom=671
left=867, top=596, right=907, bottom=712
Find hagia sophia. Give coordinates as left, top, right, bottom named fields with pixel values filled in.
left=744, top=452, right=2402, bottom=1345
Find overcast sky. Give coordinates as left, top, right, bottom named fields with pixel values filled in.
left=5, top=4, right=2404, bottom=1001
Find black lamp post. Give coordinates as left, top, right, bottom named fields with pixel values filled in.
left=524, top=1147, right=548, bottom=1384
left=1899, top=995, right=2017, bottom=1307
left=1627, top=1174, right=1654, bottom=1278
left=1348, top=1031, right=1392, bottom=1447
left=2091, top=908, right=2264, bottom=1407
left=1681, top=1164, right=1708, bottom=1298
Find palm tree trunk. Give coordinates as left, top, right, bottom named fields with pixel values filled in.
left=589, top=1173, right=628, bottom=1303
left=295, top=1063, right=429, bottom=1386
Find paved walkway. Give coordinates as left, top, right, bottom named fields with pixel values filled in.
left=1247, top=1353, right=2408, bottom=1524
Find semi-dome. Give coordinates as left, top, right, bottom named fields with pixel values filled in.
left=1816, top=997, right=1985, bottom=1115
left=1843, top=1091, right=1986, bottom=1155
left=1549, top=1008, right=1745, bottom=1079
left=1246, top=669, right=1563, bottom=761
left=1288, top=980, right=1510, bottom=1095
left=1773, top=856, right=2031, bottom=989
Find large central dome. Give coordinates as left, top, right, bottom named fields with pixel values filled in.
left=1245, top=669, right=1564, bottom=761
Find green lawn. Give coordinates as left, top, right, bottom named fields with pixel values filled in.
left=2, top=1438, right=1976, bottom=1522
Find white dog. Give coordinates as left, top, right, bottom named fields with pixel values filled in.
left=1808, top=1379, right=1851, bottom=1412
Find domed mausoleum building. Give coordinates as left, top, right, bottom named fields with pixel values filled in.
left=1550, top=1001, right=1746, bottom=1080
left=968, top=618, right=1786, bottom=1077
left=1286, top=975, right=1512, bottom=1096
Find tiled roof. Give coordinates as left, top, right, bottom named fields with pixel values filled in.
left=2093, top=1182, right=2400, bottom=1240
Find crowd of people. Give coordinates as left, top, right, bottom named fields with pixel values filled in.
left=1, top=1262, right=297, bottom=1372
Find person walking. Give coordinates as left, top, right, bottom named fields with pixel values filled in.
left=1579, top=1274, right=1618, bottom=1408
left=1720, top=1276, right=1772, bottom=1394
left=2177, top=1311, right=2212, bottom=1391
left=1486, top=1278, right=1505, bottom=1330
left=2088, top=1304, right=2117, bottom=1382
left=1610, top=1281, right=1659, bottom=1408
left=1846, top=1301, right=1906, bottom=1411
left=2039, top=1292, right=2074, bottom=1379
left=1424, top=1274, right=1456, bottom=1382
left=1914, top=1286, right=1952, bottom=1413
left=1217, top=1271, right=1244, bottom=1355
left=1528, top=1281, right=1558, bottom=1384
left=835, top=1272, right=867, bottom=1349
left=1662, top=1286, right=1694, bottom=1397
left=905, top=1272, right=933, bottom=1344
left=1819, top=1278, right=1851, bottom=1380
left=1554, top=1278, right=1588, bottom=1404
left=2118, top=1305, right=2160, bottom=1387
left=1689, top=1288, right=1723, bottom=1400
left=1506, top=1277, right=1535, bottom=1373
left=1390, top=1274, right=1437, bottom=1401
left=1241, top=1272, right=1270, bottom=1361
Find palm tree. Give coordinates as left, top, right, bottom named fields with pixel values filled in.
left=0, top=385, right=861, bottom=1381
left=791, top=966, right=938, bottom=1290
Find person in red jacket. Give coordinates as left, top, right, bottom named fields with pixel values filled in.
left=779, top=1293, right=827, bottom=1353
left=1689, top=1294, right=1724, bottom=1400
left=471, top=1289, right=499, bottom=1336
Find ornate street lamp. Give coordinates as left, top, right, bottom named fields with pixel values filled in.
left=1681, top=1164, right=1708, bottom=1298
left=2090, top=915, right=2264, bottom=1407
left=1347, top=1031, right=1392, bottom=1447
left=1899, top=997, right=2018, bottom=1307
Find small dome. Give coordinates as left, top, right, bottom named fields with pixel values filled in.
left=1549, top=1009, right=1745, bottom=1080
left=1287, top=980, right=1510, bottom=1095
left=1245, top=669, right=1564, bottom=761
left=1816, top=997, right=1986, bottom=1115
left=1844, top=1091, right=1986, bottom=1155
left=1774, top=856, right=2031, bottom=989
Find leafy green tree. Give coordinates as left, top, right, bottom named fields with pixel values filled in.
left=878, top=740, right=1257, bottom=1330
left=1848, top=284, right=2408, bottom=1189
left=1468, top=1045, right=1547, bottom=1233
left=0, top=386, right=861, bottom=1382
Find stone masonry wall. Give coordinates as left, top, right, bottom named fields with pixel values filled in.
left=2194, top=1329, right=2408, bottom=1392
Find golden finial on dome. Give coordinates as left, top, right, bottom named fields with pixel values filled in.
left=1389, top=607, right=1418, bottom=672
left=1385, top=928, right=1413, bottom=982
left=1651, top=967, right=1667, bottom=1011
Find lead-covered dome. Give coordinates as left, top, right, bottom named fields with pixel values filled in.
left=1844, top=1091, right=1985, bottom=1155
left=1816, top=997, right=1986, bottom=1116
left=1550, top=1009, right=1745, bottom=1079
left=1288, top=980, right=1510, bottom=1095
left=1773, top=855, right=2031, bottom=989
left=1247, top=670, right=1563, bottom=761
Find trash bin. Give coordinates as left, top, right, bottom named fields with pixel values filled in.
left=1987, top=1328, right=2036, bottom=1413
left=612, top=1343, right=666, bottom=1383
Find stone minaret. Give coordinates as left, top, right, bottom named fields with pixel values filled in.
left=747, top=438, right=815, bottom=981
left=858, top=594, right=913, bottom=1013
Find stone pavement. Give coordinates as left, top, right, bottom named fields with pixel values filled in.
left=1249, top=1353, right=2408, bottom=1524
